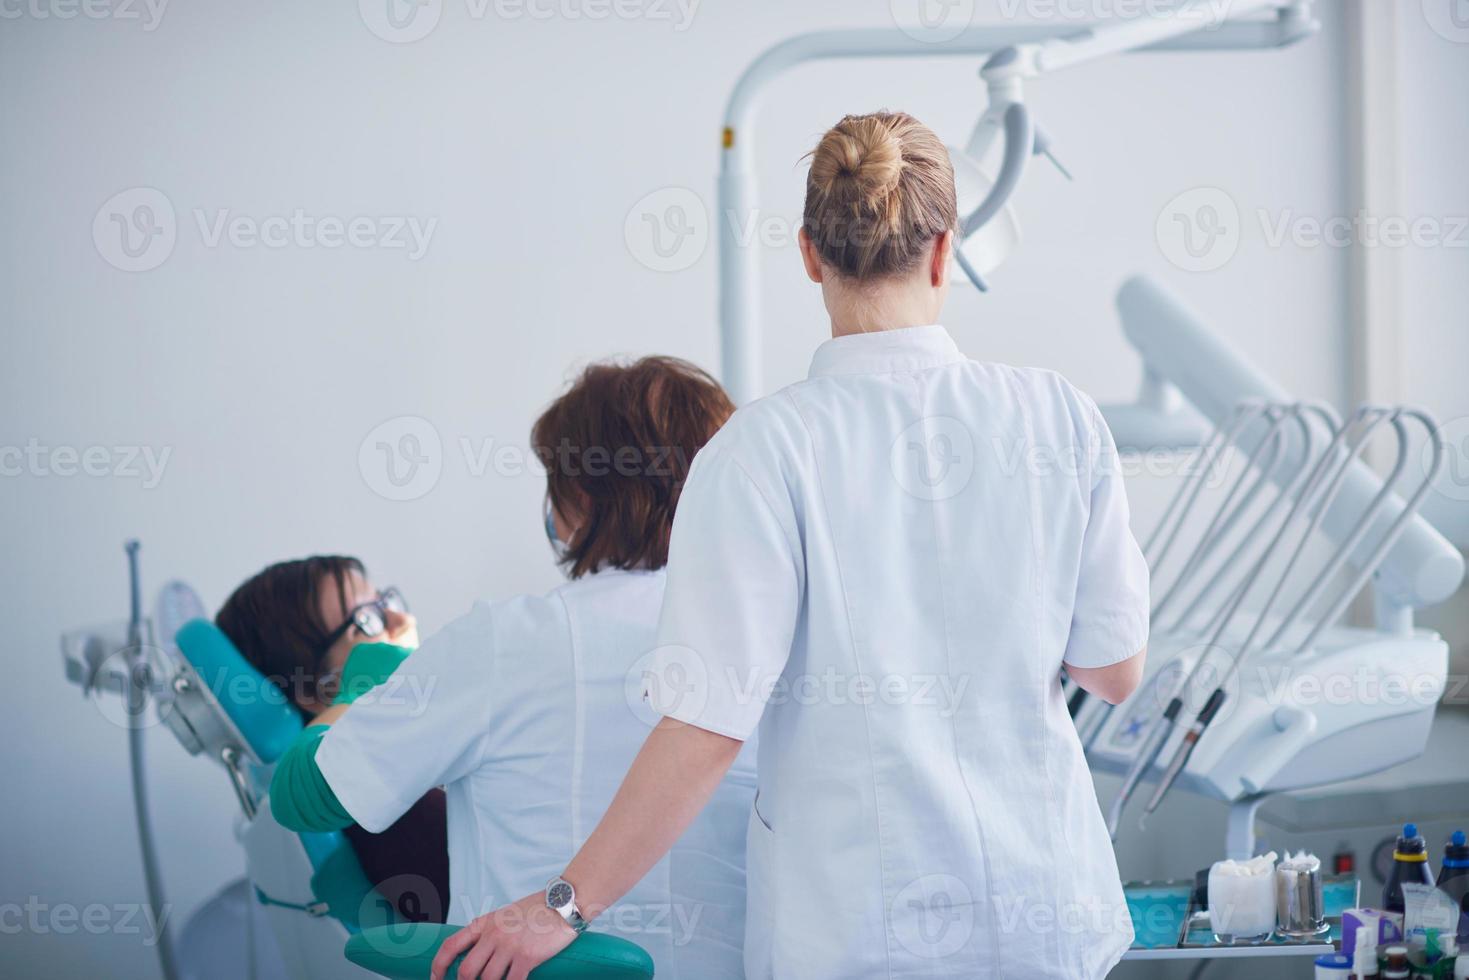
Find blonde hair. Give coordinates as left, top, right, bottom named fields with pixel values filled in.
left=802, top=111, right=958, bottom=281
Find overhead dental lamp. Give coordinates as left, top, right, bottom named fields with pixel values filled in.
left=716, top=1, right=1320, bottom=403
left=949, top=0, right=1313, bottom=290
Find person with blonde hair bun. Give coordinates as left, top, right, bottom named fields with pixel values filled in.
left=438, top=111, right=1149, bottom=980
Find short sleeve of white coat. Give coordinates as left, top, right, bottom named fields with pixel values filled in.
left=315, top=605, right=498, bottom=833
left=1062, top=398, right=1151, bottom=670
left=646, top=446, right=803, bottom=742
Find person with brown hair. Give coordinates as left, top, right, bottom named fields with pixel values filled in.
left=266, top=356, right=755, bottom=980
left=440, top=112, right=1149, bottom=980
left=216, top=556, right=449, bottom=924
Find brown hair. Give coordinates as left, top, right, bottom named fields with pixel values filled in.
left=215, top=555, right=363, bottom=711
left=802, top=111, right=958, bottom=281
left=532, top=356, right=734, bottom=580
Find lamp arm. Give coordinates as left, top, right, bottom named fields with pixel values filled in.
left=717, top=6, right=1319, bottom=404
left=1034, top=0, right=1288, bottom=75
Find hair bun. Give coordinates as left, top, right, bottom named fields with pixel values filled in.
left=802, top=111, right=957, bottom=280
left=809, top=116, right=904, bottom=208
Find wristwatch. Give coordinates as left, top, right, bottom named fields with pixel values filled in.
left=545, top=875, right=589, bottom=934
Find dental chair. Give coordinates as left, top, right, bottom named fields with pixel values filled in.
left=63, top=562, right=654, bottom=980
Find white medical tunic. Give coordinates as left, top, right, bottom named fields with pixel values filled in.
left=646, top=326, right=1149, bottom=980
left=316, top=568, right=756, bottom=980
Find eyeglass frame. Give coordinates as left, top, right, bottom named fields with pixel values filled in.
left=315, top=587, right=409, bottom=660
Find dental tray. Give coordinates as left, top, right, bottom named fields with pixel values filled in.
left=1123, top=874, right=1360, bottom=960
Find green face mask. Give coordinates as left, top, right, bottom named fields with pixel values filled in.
left=544, top=494, right=569, bottom=564
left=330, top=642, right=415, bottom=706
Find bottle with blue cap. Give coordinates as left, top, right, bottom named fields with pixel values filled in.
left=1315, top=951, right=1352, bottom=978
left=1439, top=829, right=1469, bottom=945
left=1384, top=823, right=1436, bottom=915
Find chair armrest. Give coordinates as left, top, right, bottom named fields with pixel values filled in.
left=344, top=923, right=654, bottom=979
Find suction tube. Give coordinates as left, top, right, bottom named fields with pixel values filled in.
left=124, top=541, right=180, bottom=980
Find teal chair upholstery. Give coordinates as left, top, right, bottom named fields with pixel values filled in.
left=174, top=619, right=386, bottom=933
left=174, top=620, right=656, bottom=979
left=174, top=618, right=303, bottom=765
left=346, top=925, right=655, bottom=979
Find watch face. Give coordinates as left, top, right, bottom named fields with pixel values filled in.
left=548, top=882, right=573, bottom=909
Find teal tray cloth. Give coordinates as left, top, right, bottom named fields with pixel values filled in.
left=1125, top=874, right=1360, bottom=951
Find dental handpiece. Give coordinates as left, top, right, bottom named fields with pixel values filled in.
left=1140, top=408, right=1396, bottom=825
left=1104, top=407, right=1283, bottom=831
left=1105, top=695, right=1182, bottom=839
left=1138, top=407, right=1329, bottom=824
left=1139, top=688, right=1226, bottom=825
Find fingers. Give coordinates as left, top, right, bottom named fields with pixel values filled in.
left=507, top=959, right=535, bottom=980
left=455, top=938, right=496, bottom=980
left=483, top=948, right=514, bottom=980
left=430, top=922, right=480, bottom=980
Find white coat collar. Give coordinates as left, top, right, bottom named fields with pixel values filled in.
left=807, top=324, right=963, bottom=379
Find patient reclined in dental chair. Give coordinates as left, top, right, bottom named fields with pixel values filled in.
left=168, top=619, right=654, bottom=979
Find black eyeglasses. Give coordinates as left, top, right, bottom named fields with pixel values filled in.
left=317, top=587, right=408, bottom=658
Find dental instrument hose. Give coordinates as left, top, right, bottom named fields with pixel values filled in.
left=1137, top=405, right=1328, bottom=827
left=1140, top=408, right=1443, bottom=825
left=124, top=541, right=181, bottom=980
left=1106, top=406, right=1278, bottom=838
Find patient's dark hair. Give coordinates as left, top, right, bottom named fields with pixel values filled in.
left=532, top=356, right=734, bottom=580
left=215, top=555, right=364, bottom=711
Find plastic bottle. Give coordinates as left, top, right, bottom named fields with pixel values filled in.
left=1386, top=824, right=1438, bottom=915
left=1355, top=926, right=1382, bottom=979
left=1453, top=953, right=1467, bottom=980
left=1438, top=830, right=1469, bottom=945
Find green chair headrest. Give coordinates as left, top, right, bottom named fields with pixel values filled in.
left=345, top=924, right=654, bottom=979
left=174, top=619, right=304, bottom=765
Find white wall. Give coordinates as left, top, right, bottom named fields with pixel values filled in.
left=0, top=2, right=1459, bottom=978
left=1399, top=0, right=1469, bottom=669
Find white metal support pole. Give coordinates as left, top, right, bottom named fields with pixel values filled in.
left=1345, top=1, right=1405, bottom=418
left=716, top=7, right=1318, bottom=405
